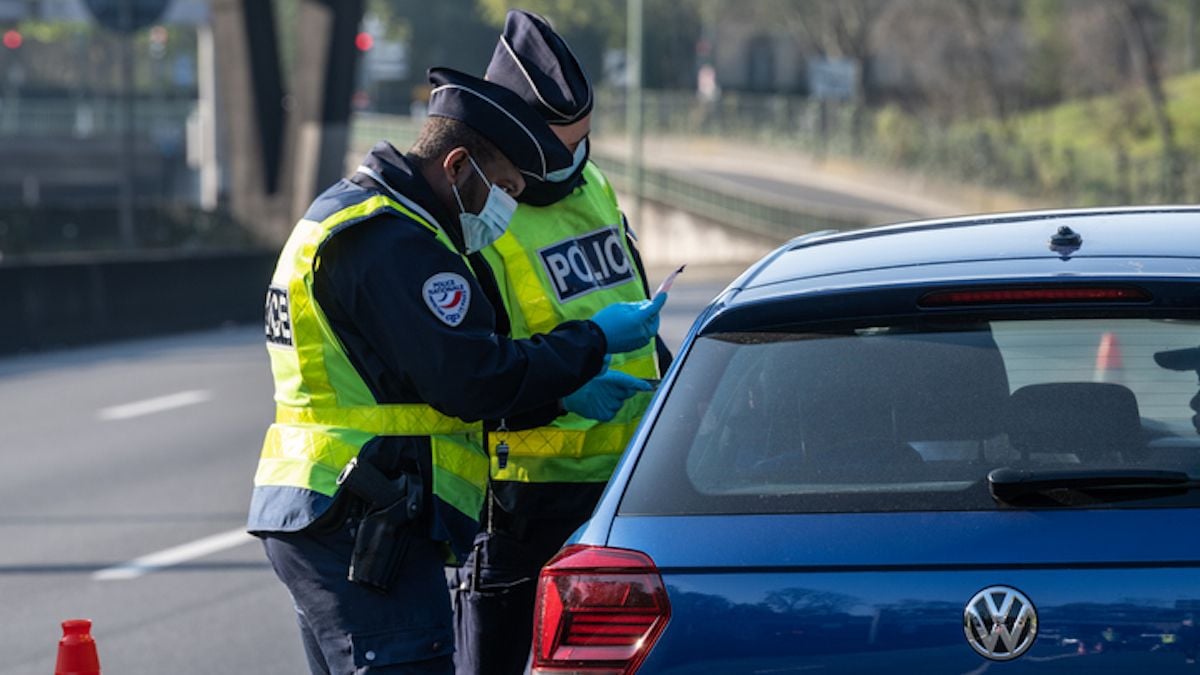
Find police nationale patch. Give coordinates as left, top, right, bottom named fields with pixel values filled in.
left=265, top=285, right=293, bottom=347
left=537, top=226, right=634, bottom=302
left=423, top=272, right=471, bottom=327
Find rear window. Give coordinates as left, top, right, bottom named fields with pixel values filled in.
left=620, top=318, right=1200, bottom=514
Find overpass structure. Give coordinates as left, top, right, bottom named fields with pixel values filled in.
left=0, top=3, right=956, bottom=355
left=0, top=0, right=366, bottom=252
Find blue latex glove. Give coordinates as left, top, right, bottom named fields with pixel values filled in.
left=590, top=293, right=667, bottom=354
left=563, top=369, right=654, bottom=422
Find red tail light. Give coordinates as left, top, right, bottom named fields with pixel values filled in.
left=533, top=545, right=671, bottom=675
left=920, top=286, right=1150, bottom=307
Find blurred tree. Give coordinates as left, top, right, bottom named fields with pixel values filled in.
left=2, top=19, right=198, bottom=97
left=1162, top=0, right=1200, bottom=70
left=1059, top=0, right=1129, bottom=98
left=956, top=0, right=1022, bottom=125
left=371, top=0, right=501, bottom=102
left=476, top=0, right=624, bottom=36
left=880, top=0, right=1036, bottom=122
left=1187, top=0, right=1200, bottom=68
left=1024, top=0, right=1068, bottom=106
left=642, top=0, right=704, bottom=88
left=1113, top=0, right=1182, bottom=198
left=693, top=0, right=886, bottom=97
left=474, top=0, right=616, bottom=89
left=475, top=0, right=701, bottom=88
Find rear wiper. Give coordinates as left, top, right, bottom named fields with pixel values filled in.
left=988, top=467, right=1199, bottom=504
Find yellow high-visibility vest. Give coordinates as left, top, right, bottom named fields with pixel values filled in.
left=480, top=162, right=658, bottom=486
left=251, top=185, right=487, bottom=541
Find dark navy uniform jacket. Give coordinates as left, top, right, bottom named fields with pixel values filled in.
left=249, top=142, right=607, bottom=555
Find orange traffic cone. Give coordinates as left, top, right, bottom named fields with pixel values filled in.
left=55, top=619, right=101, bottom=675
left=1094, top=331, right=1123, bottom=383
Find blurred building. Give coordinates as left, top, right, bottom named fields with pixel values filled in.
left=0, top=0, right=213, bottom=254
left=702, top=11, right=915, bottom=101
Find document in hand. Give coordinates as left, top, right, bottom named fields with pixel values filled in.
left=654, top=264, right=687, bottom=298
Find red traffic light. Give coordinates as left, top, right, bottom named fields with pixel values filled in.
left=3, top=29, right=22, bottom=50
left=355, top=31, right=373, bottom=52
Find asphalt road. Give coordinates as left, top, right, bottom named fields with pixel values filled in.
left=0, top=277, right=729, bottom=675
left=687, top=168, right=924, bottom=223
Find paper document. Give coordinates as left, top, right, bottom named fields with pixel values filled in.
left=654, top=265, right=687, bottom=297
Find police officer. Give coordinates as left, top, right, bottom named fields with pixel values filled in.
left=248, top=67, right=665, bottom=675
left=449, top=12, right=671, bottom=674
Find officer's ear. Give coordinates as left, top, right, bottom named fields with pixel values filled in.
left=442, top=147, right=471, bottom=188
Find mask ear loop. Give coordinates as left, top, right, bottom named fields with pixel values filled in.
left=451, top=182, right=468, bottom=213
left=466, top=154, right=493, bottom=191
left=451, top=152, right=487, bottom=213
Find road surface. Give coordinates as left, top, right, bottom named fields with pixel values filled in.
left=0, top=275, right=729, bottom=674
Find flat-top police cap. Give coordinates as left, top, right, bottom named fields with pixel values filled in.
left=485, top=10, right=593, bottom=125
left=427, top=67, right=571, bottom=180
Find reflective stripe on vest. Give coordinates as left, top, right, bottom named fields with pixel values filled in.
left=253, top=187, right=487, bottom=529
left=480, top=162, right=657, bottom=484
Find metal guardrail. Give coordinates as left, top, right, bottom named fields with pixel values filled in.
left=353, top=112, right=422, bottom=153
left=350, top=112, right=865, bottom=239
left=0, top=97, right=195, bottom=138
left=589, top=152, right=864, bottom=240
left=588, top=89, right=1200, bottom=208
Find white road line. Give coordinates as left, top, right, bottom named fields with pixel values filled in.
left=96, top=389, right=213, bottom=421
left=93, top=528, right=256, bottom=581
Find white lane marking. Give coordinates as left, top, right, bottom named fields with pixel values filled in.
left=93, top=528, right=255, bottom=581
left=97, top=389, right=213, bottom=421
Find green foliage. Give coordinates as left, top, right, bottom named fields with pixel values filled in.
left=889, top=70, right=1200, bottom=203
left=1023, top=0, right=1067, bottom=104
left=17, top=20, right=90, bottom=43
left=369, top=0, right=502, bottom=93
left=1001, top=72, right=1200, bottom=161
left=476, top=0, right=625, bottom=38
left=874, top=105, right=923, bottom=164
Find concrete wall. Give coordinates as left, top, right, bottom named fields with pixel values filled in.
left=0, top=194, right=780, bottom=356
left=0, top=250, right=276, bottom=355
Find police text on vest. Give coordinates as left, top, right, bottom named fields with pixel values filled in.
left=537, top=227, right=634, bottom=302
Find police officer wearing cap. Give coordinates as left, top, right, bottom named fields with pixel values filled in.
left=448, top=12, right=672, bottom=674
left=248, top=66, right=664, bottom=675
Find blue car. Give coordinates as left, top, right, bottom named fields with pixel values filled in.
left=531, top=207, right=1200, bottom=674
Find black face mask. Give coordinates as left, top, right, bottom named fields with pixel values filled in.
left=517, top=138, right=591, bottom=207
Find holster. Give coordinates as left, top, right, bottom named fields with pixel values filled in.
left=337, top=454, right=424, bottom=593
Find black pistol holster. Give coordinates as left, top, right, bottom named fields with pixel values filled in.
left=336, top=454, right=424, bottom=593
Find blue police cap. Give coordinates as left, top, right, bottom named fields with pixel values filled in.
left=427, top=67, right=571, bottom=180
left=485, top=10, right=592, bottom=125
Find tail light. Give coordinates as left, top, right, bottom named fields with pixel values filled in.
left=920, top=285, right=1150, bottom=307
left=532, top=545, right=671, bottom=675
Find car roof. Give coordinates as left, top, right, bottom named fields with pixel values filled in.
left=722, top=206, right=1200, bottom=307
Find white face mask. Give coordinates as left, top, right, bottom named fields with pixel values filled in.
left=545, top=137, right=588, bottom=183
left=452, top=154, right=518, bottom=254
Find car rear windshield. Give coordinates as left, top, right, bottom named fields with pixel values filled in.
left=620, top=318, right=1200, bottom=514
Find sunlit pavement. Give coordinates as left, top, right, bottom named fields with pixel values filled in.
left=0, top=270, right=724, bottom=674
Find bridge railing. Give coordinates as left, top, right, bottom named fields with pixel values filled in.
left=0, top=97, right=195, bottom=138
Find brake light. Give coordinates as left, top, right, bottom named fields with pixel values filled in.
left=533, top=545, right=671, bottom=675
left=920, top=286, right=1150, bottom=307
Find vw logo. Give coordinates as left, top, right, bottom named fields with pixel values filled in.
left=963, top=586, right=1038, bottom=660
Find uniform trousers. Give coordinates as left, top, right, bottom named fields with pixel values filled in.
left=262, top=515, right=455, bottom=675
left=448, top=513, right=584, bottom=675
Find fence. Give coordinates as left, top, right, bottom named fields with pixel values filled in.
left=0, top=96, right=195, bottom=139
left=351, top=112, right=865, bottom=239
left=589, top=89, right=1200, bottom=208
